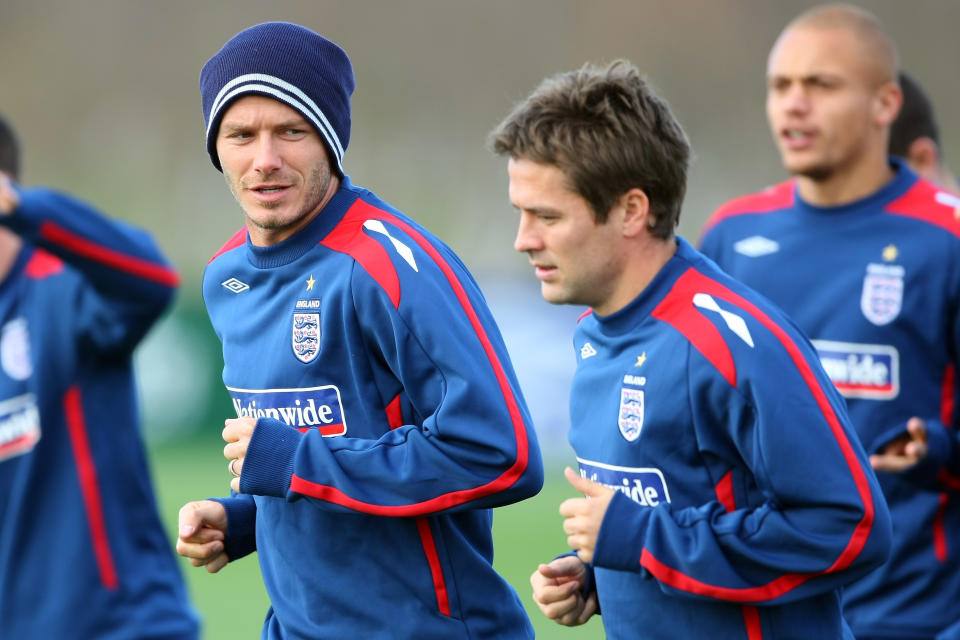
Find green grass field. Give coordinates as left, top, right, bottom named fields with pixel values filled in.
left=149, top=436, right=604, bottom=639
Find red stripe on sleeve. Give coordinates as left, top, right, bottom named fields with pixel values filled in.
left=39, top=221, right=179, bottom=287
left=641, top=268, right=876, bottom=603
left=289, top=202, right=530, bottom=515
left=64, top=386, right=119, bottom=590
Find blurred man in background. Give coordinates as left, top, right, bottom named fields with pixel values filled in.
left=889, top=70, right=959, bottom=193
left=492, top=59, right=890, bottom=639
left=0, top=113, right=197, bottom=638
left=175, top=21, right=543, bottom=639
left=700, top=5, right=960, bottom=638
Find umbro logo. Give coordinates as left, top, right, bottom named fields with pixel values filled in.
left=580, top=342, right=597, bottom=359
left=733, top=235, right=779, bottom=258
left=221, top=277, right=250, bottom=293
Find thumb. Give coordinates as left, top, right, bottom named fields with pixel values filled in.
left=565, top=466, right=604, bottom=496
left=907, top=417, right=927, bottom=440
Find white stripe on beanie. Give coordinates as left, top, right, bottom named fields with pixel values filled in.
left=207, top=73, right=345, bottom=164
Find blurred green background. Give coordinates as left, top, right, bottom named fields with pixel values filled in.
left=3, top=0, right=960, bottom=637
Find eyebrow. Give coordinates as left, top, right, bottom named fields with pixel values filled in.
left=219, top=119, right=312, bottom=131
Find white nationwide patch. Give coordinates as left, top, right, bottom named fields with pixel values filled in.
left=733, top=235, right=780, bottom=257
left=292, top=313, right=321, bottom=363
left=618, top=387, right=645, bottom=442
left=363, top=220, right=418, bottom=271
left=861, top=263, right=903, bottom=326
left=693, top=293, right=754, bottom=347
left=1, top=318, right=31, bottom=381
left=221, top=277, right=250, bottom=293
left=580, top=342, right=597, bottom=359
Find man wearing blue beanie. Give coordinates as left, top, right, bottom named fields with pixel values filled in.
left=176, top=22, right=544, bottom=639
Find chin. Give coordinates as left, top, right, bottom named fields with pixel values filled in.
left=782, top=157, right=833, bottom=182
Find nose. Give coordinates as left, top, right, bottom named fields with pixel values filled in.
left=780, top=83, right=810, bottom=115
left=252, top=136, right=283, bottom=175
left=513, top=211, right=543, bottom=253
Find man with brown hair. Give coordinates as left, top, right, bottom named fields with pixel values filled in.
left=491, top=59, right=890, bottom=639
left=701, top=5, right=960, bottom=638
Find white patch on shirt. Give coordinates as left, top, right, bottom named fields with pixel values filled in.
left=1, top=318, right=31, bottom=381
left=733, top=235, right=780, bottom=257
left=221, top=277, right=250, bottom=293
left=693, top=293, right=755, bottom=347
left=580, top=342, right=597, bottom=359
left=363, top=220, right=418, bottom=272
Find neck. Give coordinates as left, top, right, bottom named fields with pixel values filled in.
left=795, top=153, right=894, bottom=207
left=593, top=236, right=676, bottom=317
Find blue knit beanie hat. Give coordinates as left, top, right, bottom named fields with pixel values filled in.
left=200, top=22, right=354, bottom=175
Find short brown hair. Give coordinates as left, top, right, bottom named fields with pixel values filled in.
left=489, top=60, right=690, bottom=238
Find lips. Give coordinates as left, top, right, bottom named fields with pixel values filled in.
left=248, top=183, right=290, bottom=204
left=780, top=127, right=815, bottom=150
left=533, top=264, right=557, bottom=280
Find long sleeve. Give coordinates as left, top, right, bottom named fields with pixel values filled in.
left=4, top=187, right=178, bottom=353
left=592, top=272, right=892, bottom=605
left=238, top=207, right=543, bottom=516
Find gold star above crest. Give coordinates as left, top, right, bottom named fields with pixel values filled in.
left=306, top=274, right=316, bottom=291
left=881, top=244, right=898, bottom=262
left=635, top=352, right=647, bottom=367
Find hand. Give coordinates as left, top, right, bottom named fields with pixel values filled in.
left=559, top=466, right=615, bottom=564
left=0, top=173, right=19, bottom=215
left=530, top=555, right=598, bottom=626
left=223, top=417, right=257, bottom=492
left=870, top=417, right=928, bottom=473
left=176, top=500, right=229, bottom=573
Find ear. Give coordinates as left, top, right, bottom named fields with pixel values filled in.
left=873, top=81, right=903, bottom=128
left=905, top=137, right=940, bottom=179
left=619, top=188, right=651, bottom=238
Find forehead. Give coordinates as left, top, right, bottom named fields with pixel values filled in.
left=508, top=158, right=577, bottom=200
left=219, top=94, right=306, bottom=125
left=767, top=26, right=874, bottom=83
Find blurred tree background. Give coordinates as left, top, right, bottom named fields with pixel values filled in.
left=1, top=1, right=958, bottom=637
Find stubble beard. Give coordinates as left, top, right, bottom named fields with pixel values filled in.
left=231, top=165, right=332, bottom=233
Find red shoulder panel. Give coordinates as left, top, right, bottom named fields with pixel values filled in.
left=319, top=200, right=401, bottom=308
left=208, top=227, right=248, bottom=264
left=24, top=248, right=64, bottom=279
left=884, top=179, right=960, bottom=239
left=701, top=181, right=795, bottom=236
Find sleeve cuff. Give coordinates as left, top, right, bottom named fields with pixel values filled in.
left=239, top=417, right=302, bottom=498
left=208, top=494, right=257, bottom=561
left=592, top=491, right=652, bottom=572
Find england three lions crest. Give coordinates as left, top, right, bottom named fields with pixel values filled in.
left=292, top=312, right=321, bottom=363
left=861, top=263, right=904, bottom=326
left=618, top=387, right=645, bottom=442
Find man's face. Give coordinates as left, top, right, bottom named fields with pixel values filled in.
left=216, top=95, right=333, bottom=246
left=509, top=158, right=624, bottom=315
left=766, top=26, right=884, bottom=181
